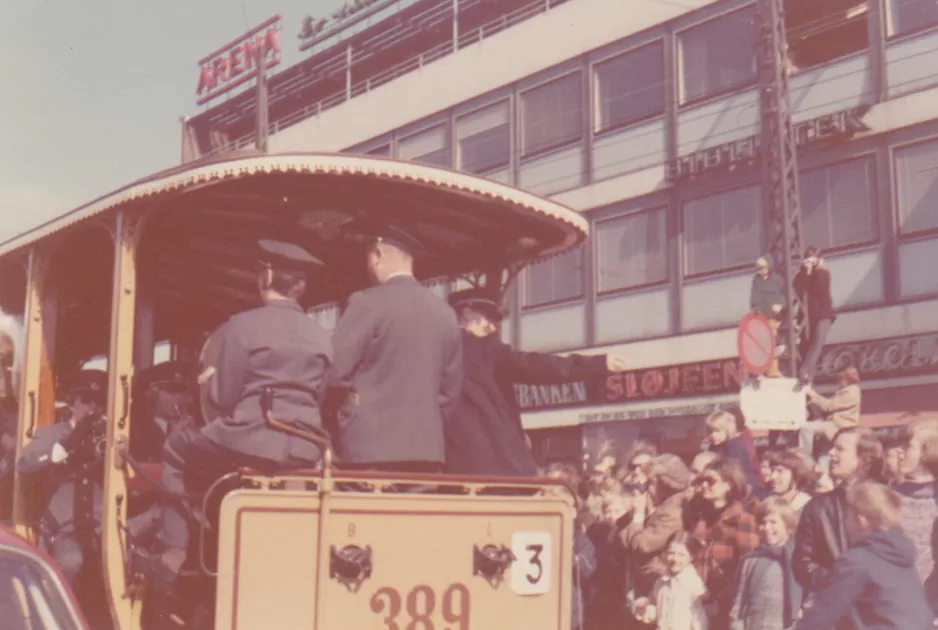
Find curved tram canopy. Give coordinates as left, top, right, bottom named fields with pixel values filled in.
left=0, top=152, right=587, bottom=630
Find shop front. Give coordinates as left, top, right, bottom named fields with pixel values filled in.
left=523, top=331, right=938, bottom=468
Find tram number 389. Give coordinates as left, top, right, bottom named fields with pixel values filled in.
left=369, top=543, right=548, bottom=629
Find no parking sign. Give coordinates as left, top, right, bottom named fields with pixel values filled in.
left=737, top=313, right=776, bottom=375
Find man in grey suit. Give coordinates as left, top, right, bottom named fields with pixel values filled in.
left=133, top=239, right=332, bottom=588
left=17, top=370, right=107, bottom=587
left=323, top=225, right=462, bottom=473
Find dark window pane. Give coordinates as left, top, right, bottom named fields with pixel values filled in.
left=684, top=186, right=762, bottom=275
left=524, top=246, right=585, bottom=307
left=597, top=209, right=668, bottom=292
left=522, top=73, right=583, bottom=156
left=457, top=102, right=510, bottom=173
left=890, top=0, right=938, bottom=35
left=680, top=7, right=757, bottom=102
left=595, top=42, right=665, bottom=131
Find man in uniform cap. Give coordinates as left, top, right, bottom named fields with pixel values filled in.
left=133, top=238, right=333, bottom=588
left=323, top=223, right=462, bottom=473
left=129, top=361, right=197, bottom=463
left=444, top=287, right=627, bottom=477
left=17, top=369, right=107, bottom=587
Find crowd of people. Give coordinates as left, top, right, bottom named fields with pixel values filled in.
left=546, top=408, right=938, bottom=630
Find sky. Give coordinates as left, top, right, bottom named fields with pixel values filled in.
left=0, top=0, right=346, bottom=241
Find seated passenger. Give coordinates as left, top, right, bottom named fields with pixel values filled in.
left=17, top=370, right=107, bottom=587
left=131, top=240, right=332, bottom=591
left=443, top=288, right=626, bottom=477
left=129, top=361, right=197, bottom=464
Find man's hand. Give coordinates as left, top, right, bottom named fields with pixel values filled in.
left=772, top=303, right=783, bottom=314
left=606, top=355, right=628, bottom=373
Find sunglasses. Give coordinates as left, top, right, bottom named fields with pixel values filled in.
left=699, top=475, right=722, bottom=487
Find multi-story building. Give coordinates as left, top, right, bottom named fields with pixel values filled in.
left=184, top=0, right=938, bottom=465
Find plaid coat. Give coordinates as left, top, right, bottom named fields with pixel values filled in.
left=691, top=500, right=761, bottom=623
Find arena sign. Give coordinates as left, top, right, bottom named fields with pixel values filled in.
left=515, top=331, right=938, bottom=413
left=666, top=105, right=871, bottom=182
left=196, top=15, right=282, bottom=105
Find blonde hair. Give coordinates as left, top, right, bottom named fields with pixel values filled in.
left=706, top=411, right=737, bottom=437
left=845, top=482, right=901, bottom=532
left=756, top=496, right=798, bottom=532
left=903, top=419, right=938, bottom=476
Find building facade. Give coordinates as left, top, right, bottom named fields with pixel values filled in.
left=186, top=0, right=938, bottom=465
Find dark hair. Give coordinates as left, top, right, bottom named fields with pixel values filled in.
left=269, top=269, right=307, bottom=298
left=765, top=449, right=816, bottom=493
left=804, top=245, right=821, bottom=258
left=667, top=530, right=706, bottom=563
left=833, top=427, right=885, bottom=483
left=704, top=457, right=749, bottom=505
left=838, top=366, right=861, bottom=386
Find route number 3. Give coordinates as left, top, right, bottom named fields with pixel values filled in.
left=510, top=531, right=551, bottom=596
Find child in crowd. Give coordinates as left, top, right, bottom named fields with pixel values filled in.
left=634, top=531, right=708, bottom=630
left=729, top=497, right=803, bottom=630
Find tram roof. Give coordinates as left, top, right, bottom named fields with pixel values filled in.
left=0, top=152, right=587, bottom=316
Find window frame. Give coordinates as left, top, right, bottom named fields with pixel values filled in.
left=396, top=122, right=452, bottom=167
left=594, top=206, right=670, bottom=295
left=519, top=71, right=585, bottom=159
left=681, top=183, right=764, bottom=279
left=798, top=154, right=881, bottom=255
left=885, top=0, right=938, bottom=39
left=892, top=135, right=938, bottom=240
left=455, top=98, right=512, bottom=174
left=591, top=40, right=667, bottom=136
left=675, top=4, right=759, bottom=107
left=521, top=246, right=586, bottom=310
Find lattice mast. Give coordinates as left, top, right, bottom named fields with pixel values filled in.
left=756, top=0, right=805, bottom=377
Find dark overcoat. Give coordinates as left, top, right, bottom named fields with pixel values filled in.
left=323, top=275, right=462, bottom=466
left=444, top=331, right=607, bottom=477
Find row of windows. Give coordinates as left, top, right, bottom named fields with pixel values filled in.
left=523, top=137, right=938, bottom=307
left=360, top=0, right=938, bottom=179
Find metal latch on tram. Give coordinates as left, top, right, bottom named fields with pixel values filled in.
left=473, top=544, right=515, bottom=587
left=329, top=544, right=373, bottom=592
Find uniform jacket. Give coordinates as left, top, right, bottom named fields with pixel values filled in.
left=793, top=267, right=837, bottom=328
left=795, top=529, right=932, bottom=630
left=792, top=484, right=850, bottom=594
left=751, top=272, right=786, bottom=319
left=201, top=299, right=333, bottom=464
left=323, top=275, right=462, bottom=465
left=806, top=384, right=860, bottom=439
left=17, top=421, right=103, bottom=543
left=445, top=332, right=606, bottom=477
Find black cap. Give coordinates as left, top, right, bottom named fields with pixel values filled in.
left=345, top=220, right=423, bottom=257
left=68, top=369, right=107, bottom=403
left=136, top=361, right=194, bottom=393
left=448, top=288, right=505, bottom=322
left=257, top=239, right=323, bottom=272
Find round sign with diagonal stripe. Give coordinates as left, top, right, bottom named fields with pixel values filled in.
left=737, top=313, right=776, bottom=375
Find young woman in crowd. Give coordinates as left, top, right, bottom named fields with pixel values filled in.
left=765, top=450, right=816, bottom=516
left=729, top=498, right=802, bottom=630
left=687, top=457, right=761, bottom=627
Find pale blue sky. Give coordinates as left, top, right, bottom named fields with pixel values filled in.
left=0, top=0, right=344, bottom=240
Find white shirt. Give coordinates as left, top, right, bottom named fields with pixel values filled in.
left=386, top=271, right=414, bottom=281
left=651, top=565, right=709, bottom=630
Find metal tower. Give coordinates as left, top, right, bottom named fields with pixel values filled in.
left=756, top=0, right=805, bottom=378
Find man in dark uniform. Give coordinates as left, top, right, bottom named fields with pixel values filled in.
left=17, top=370, right=107, bottom=587
left=133, top=239, right=333, bottom=587
left=130, top=361, right=197, bottom=464
left=323, top=225, right=462, bottom=473
left=444, top=288, right=627, bottom=477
